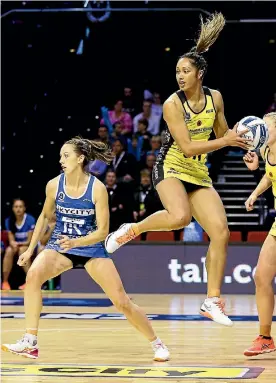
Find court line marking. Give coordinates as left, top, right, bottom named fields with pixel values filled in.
left=2, top=324, right=258, bottom=332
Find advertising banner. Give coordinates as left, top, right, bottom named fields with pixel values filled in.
left=61, top=244, right=276, bottom=294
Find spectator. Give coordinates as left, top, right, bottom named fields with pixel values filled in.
left=133, top=169, right=163, bottom=240
left=127, top=135, right=144, bottom=162
left=266, top=92, right=276, bottom=113
left=135, top=118, right=152, bottom=153
left=100, top=99, right=132, bottom=135
left=2, top=199, right=35, bottom=290
left=147, top=135, right=161, bottom=156
left=110, top=121, right=127, bottom=146
left=122, top=86, right=137, bottom=117
left=87, top=159, right=108, bottom=181
left=144, top=153, right=156, bottom=174
left=183, top=218, right=203, bottom=242
left=105, top=170, right=129, bottom=232
left=151, top=92, right=163, bottom=122
left=110, top=139, right=138, bottom=184
left=133, top=100, right=160, bottom=135
left=97, top=125, right=110, bottom=145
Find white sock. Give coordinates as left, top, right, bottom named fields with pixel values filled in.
left=150, top=337, right=162, bottom=349
left=25, top=333, right=37, bottom=346
left=205, top=297, right=219, bottom=303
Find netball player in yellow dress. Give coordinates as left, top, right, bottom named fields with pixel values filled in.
left=106, top=13, right=250, bottom=326
left=243, top=113, right=276, bottom=356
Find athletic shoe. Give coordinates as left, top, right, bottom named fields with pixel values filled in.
left=1, top=335, right=39, bottom=359
left=18, top=283, right=26, bottom=290
left=152, top=342, right=170, bottom=362
left=244, top=336, right=276, bottom=357
left=105, top=223, right=136, bottom=253
left=199, top=297, right=233, bottom=326
left=1, top=281, right=11, bottom=291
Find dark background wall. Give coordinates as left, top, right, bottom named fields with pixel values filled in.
left=1, top=1, right=276, bottom=219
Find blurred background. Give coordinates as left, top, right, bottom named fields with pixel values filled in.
left=1, top=1, right=276, bottom=290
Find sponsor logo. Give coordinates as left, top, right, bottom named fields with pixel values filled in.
left=57, top=192, right=65, bottom=201
left=189, top=127, right=212, bottom=135
left=184, top=112, right=191, bottom=122
left=83, top=198, right=92, bottom=203
left=168, top=258, right=276, bottom=285
left=153, top=165, right=159, bottom=180
left=206, top=109, right=214, bottom=113
left=0, top=364, right=262, bottom=379
left=167, top=168, right=180, bottom=175
left=56, top=204, right=94, bottom=216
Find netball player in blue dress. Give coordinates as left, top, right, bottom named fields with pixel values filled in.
left=1, top=137, right=169, bottom=361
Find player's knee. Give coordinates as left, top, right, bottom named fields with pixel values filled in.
left=113, top=293, right=132, bottom=313
left=209, top=223, right=229, bottom=243
left=254, top=271, right=271, bottom=288
left=26, top=268, right=44, bottom=287
left=4, top=246, right=15, bottom=259
left=170, top=211, right=191, bottom=229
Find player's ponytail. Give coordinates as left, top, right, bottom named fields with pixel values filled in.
left=88, top=139, right=114, bottom=164
left=194, top=12, right=225, bottom=54
left=179, top=12, right=225, bottom=78
left=66, top=136, right=114, bottom=167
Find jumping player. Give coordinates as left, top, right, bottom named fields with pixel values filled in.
left=1, top=137, right=169, bottom=362
left=243, top=112, right=276, bottom=356
left=105, top=13, right=251, bottom=326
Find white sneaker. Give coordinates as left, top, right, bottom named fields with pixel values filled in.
left=199, top=298, right=233, bottom=327
left=105, top=223, right=136, bottom=254
left=153, top=343, right=170, bottom=362
left=1, top=335, right=39, bottom=359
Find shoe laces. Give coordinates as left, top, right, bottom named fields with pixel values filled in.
left=153, top=343, right=167, bottom=351
left=16, top=335, right=29, bottom=345
left=116, top=226, right=135, bottom=245
left=214, top=299, right=226, bottom=315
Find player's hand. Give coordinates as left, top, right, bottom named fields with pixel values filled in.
left=10, top=240, right=19, bottom=250
left=57, top=235, right=76, bottom=253
left=223, top=124, right=251, bottom=150
left=243, top=151, right=259, bottom=171
left=17, top=249, right=33, bottom=266
left=245, top=194, right=258, bottom=211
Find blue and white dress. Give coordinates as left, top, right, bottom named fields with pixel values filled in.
left=5, top=214, right=36, bottom=243
left=46, top=173, right=109, bottom=259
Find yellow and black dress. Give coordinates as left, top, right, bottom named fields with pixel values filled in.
left=153, top=86, right=216, bottom=192
left=264, top=147, right=276, bottom=237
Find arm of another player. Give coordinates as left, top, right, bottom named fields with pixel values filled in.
left=245, top=173, right=272, bottom=211
left=17, top=178, right=57, bottom=266
left=244, top=145, right=271, bottom=210
left=59, top=179, right=109, bottom=251
left=163, top=99, right=250, bottom=158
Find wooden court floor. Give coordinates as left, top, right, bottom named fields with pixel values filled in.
left=1, top=293, right=276, bottom=382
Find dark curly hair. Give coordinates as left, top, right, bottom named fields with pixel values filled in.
left=179, top=12, right=225, bottom=78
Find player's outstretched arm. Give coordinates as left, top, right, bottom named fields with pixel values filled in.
left=163, top=100, right=250, bottom=157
